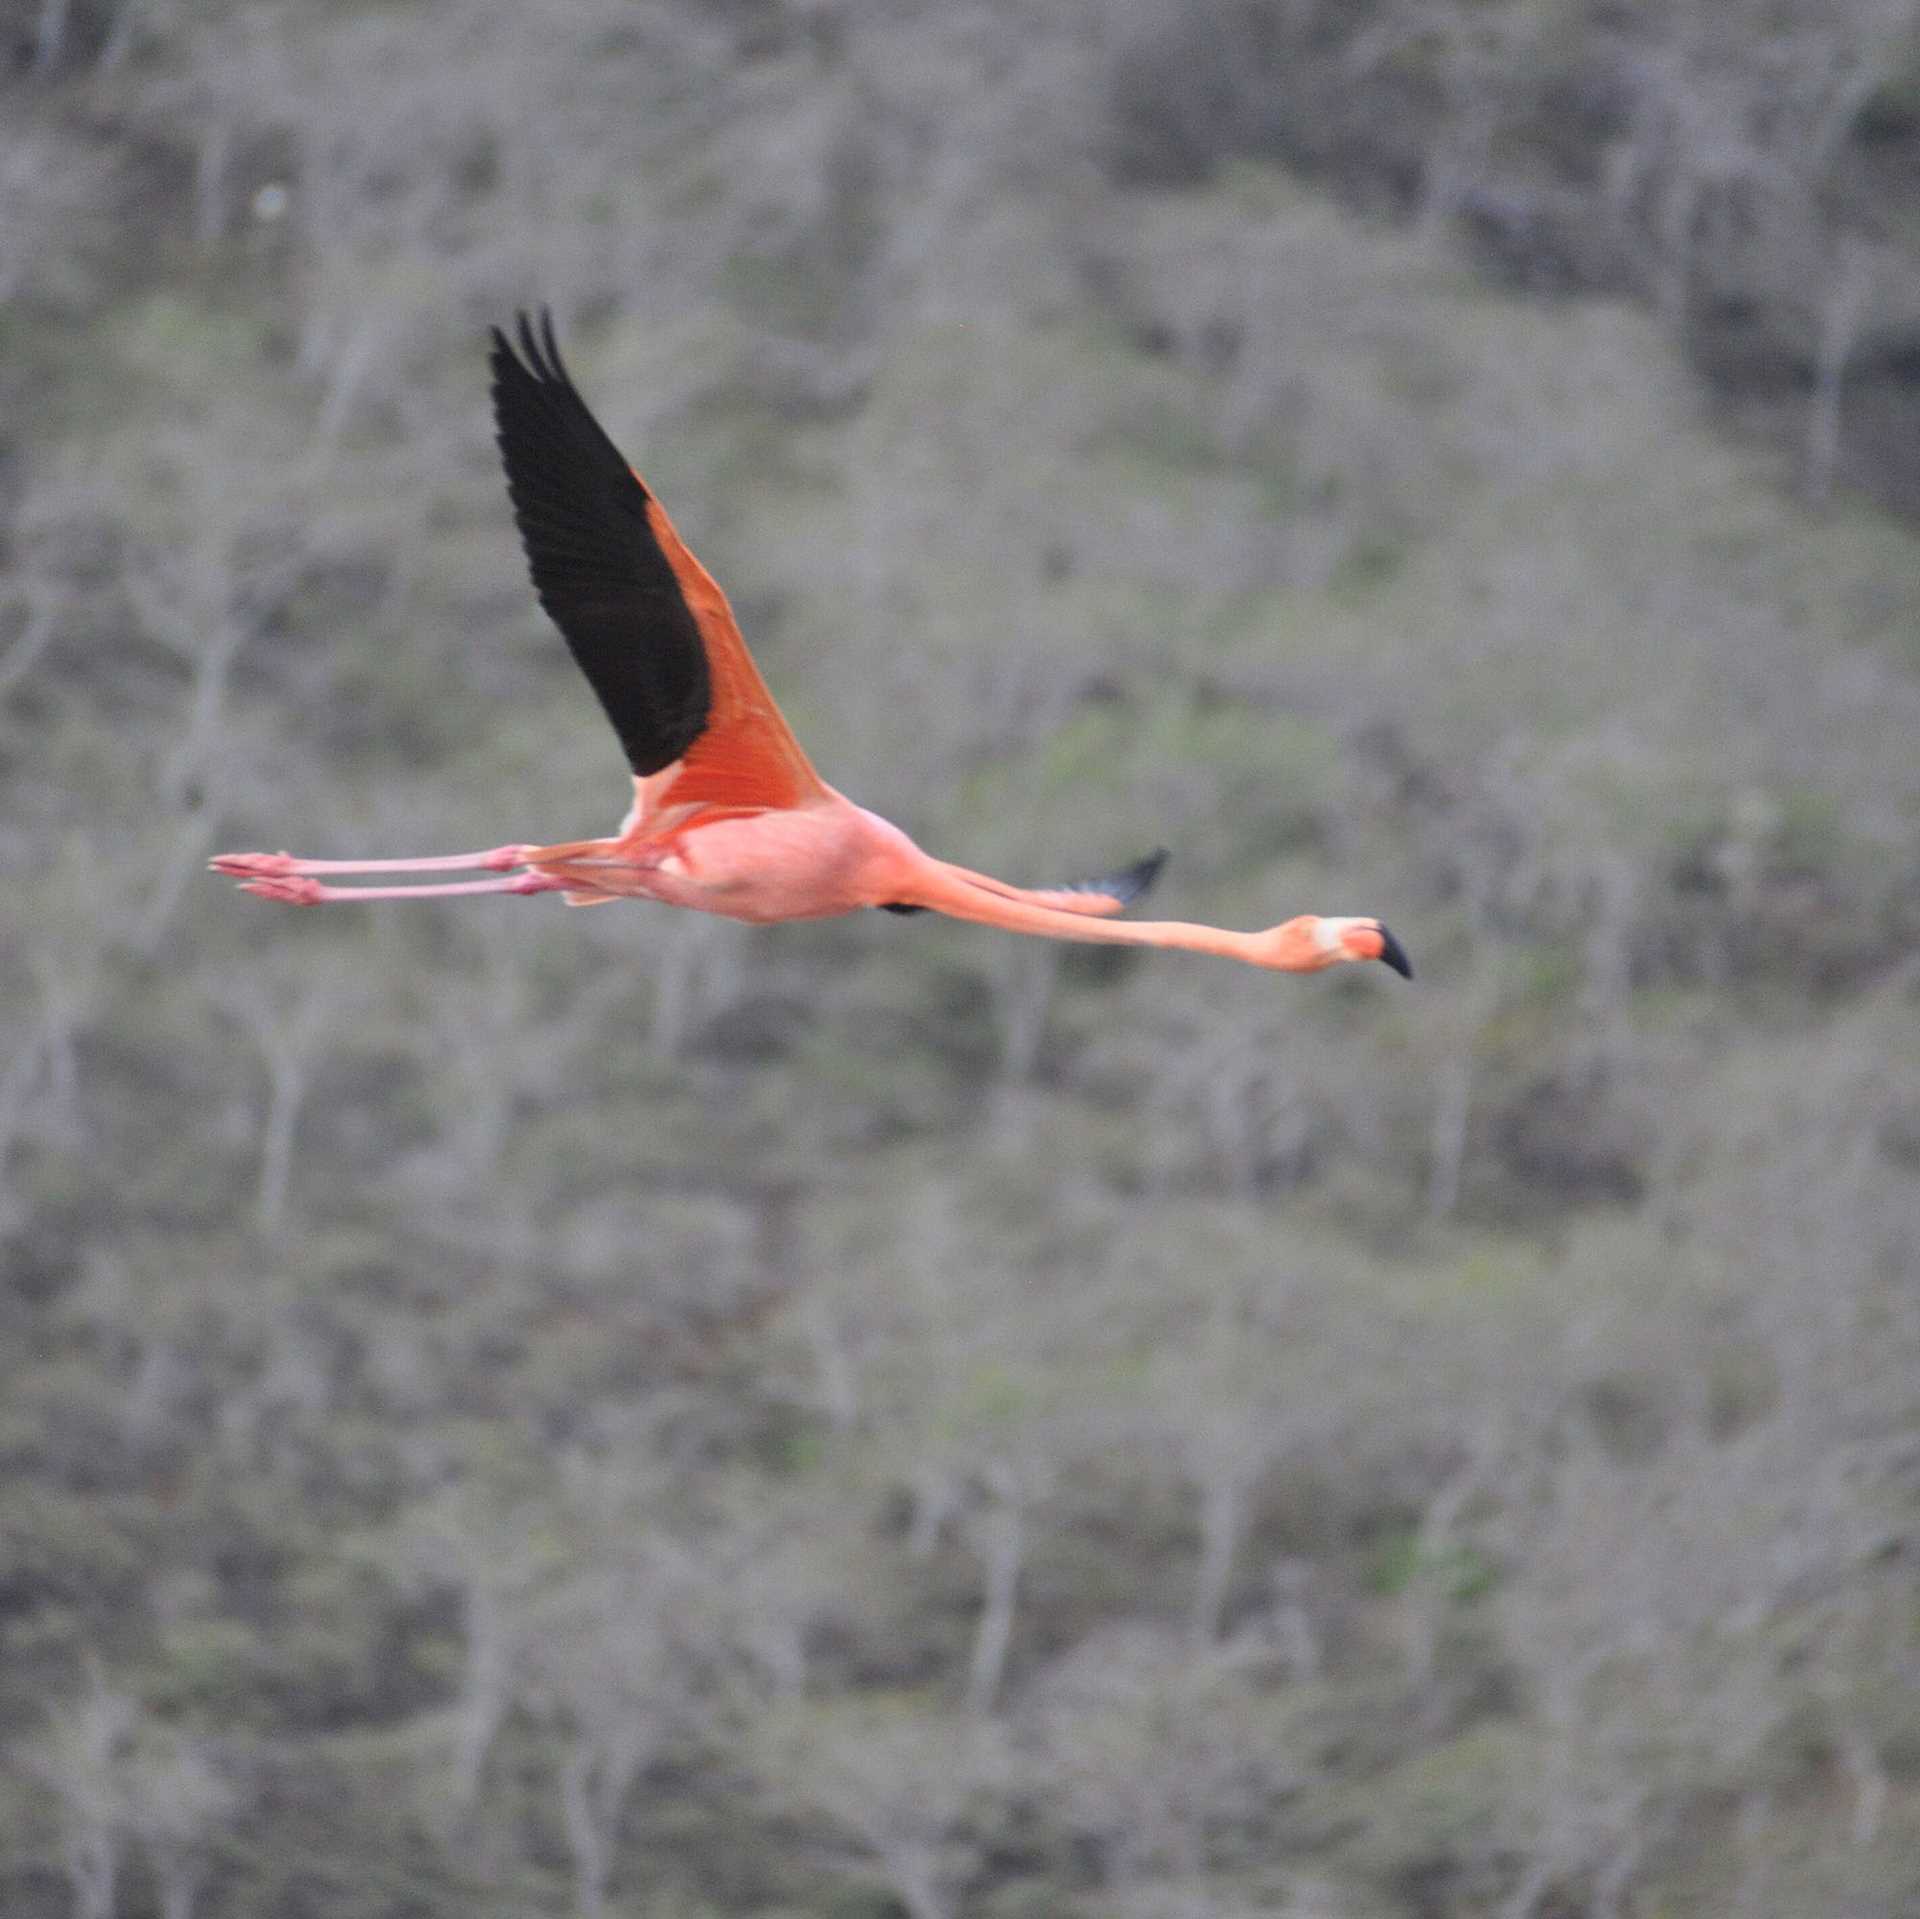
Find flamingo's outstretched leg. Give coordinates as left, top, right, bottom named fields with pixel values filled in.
left=211, top=846, right=538, bottom=879
left=235, top=872, right=569, bottom=906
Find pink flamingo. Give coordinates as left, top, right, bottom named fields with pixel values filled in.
left=215, top=312, right=1409, bottom=982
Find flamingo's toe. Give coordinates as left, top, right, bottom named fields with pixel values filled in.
left=211, top=851, right=296, bottom=877
left=238, top=875, right=324, bottom=905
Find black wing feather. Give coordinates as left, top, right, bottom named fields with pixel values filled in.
left=490, top=309, right=711, bottom=776
left=1066, top=847, right=1169, bottom=910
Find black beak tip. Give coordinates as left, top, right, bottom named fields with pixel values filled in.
left=1377, top=924, right=1413, bottom=980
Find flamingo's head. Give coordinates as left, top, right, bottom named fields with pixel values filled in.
left=1253, top=914, right=1413, bottom=978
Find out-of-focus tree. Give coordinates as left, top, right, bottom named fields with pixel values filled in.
left=848, top=1180, right=1089, bottom=1711
left=0, top=839, right=140, bottom=1232
left=958, top=1452, right=1050, bottom=1715
left=0, top=116, right=108, bottom=303
left=1024, top=1625, right=1296, bottom=1891
left=697, top=1483, right=869, bottom=1705
left=749, top=1698, right=1009, bottom=1919
left=29, top=1673, right=136, bottom=1919
left=1345, top=2, right=1546, bottom=240
left=1141, top=1308, right=1297, bottom=1651
left=122, top=430, right=304, bottom=819
left=645, top=912, right=750, bottom=1063
left=218, top=962, right=355, bottom=1240
left=521, top=1558, right=689, bottom=1919
left=384, top=1489, right=562, bottom=1818
left=1090, top=984, right=1323, bottom=1200
left=1493, top=1359, right=1893, bottom=1915
left=125, top=1731, right=237, bottom=1919
left=28, top=1671, right=237, bottom=1919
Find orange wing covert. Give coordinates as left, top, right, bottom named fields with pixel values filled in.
left=636, top=490, right=827, bottom=815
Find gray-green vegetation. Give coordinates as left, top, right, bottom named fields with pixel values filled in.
left=5, top=2, right=1920, bottom=1914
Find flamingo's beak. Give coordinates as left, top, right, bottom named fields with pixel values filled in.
left=1376, top=923, right=1413, bottom=980
left=1338, top=919, right=1414, bottom=978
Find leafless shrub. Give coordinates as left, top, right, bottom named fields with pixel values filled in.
left=29, top=1671, right=238, bottom=1919
left=1024, top=1624, right=1300, bottom=1889
left=749, top=1698, right=1010, bottom=1919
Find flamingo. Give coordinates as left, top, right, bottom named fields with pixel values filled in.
left=213, top=312, right=1410, bottom=982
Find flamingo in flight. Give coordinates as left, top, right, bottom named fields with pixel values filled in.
left=214, top=312, right=1410, bottom=982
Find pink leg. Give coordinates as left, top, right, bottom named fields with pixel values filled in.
left=210, top=845, right=535, bottom=879
left=236, top=871, right=570, bottom=906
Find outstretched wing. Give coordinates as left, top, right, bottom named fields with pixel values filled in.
left=490, top=311, right=824, bottom=810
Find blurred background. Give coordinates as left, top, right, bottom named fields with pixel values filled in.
left=5, top=1, right=1920, bottom=1914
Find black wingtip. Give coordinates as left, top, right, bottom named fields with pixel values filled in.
left=485, top=302, right=711, bottom=777
left=491, top=307, right=564, bottom=384
left=1377, top=923, right=1413, bottom=980
left=1102, top=847, right=1171, bottom=910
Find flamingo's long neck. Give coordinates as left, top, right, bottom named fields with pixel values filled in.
left=911, top=857, right=1265, bottom=966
